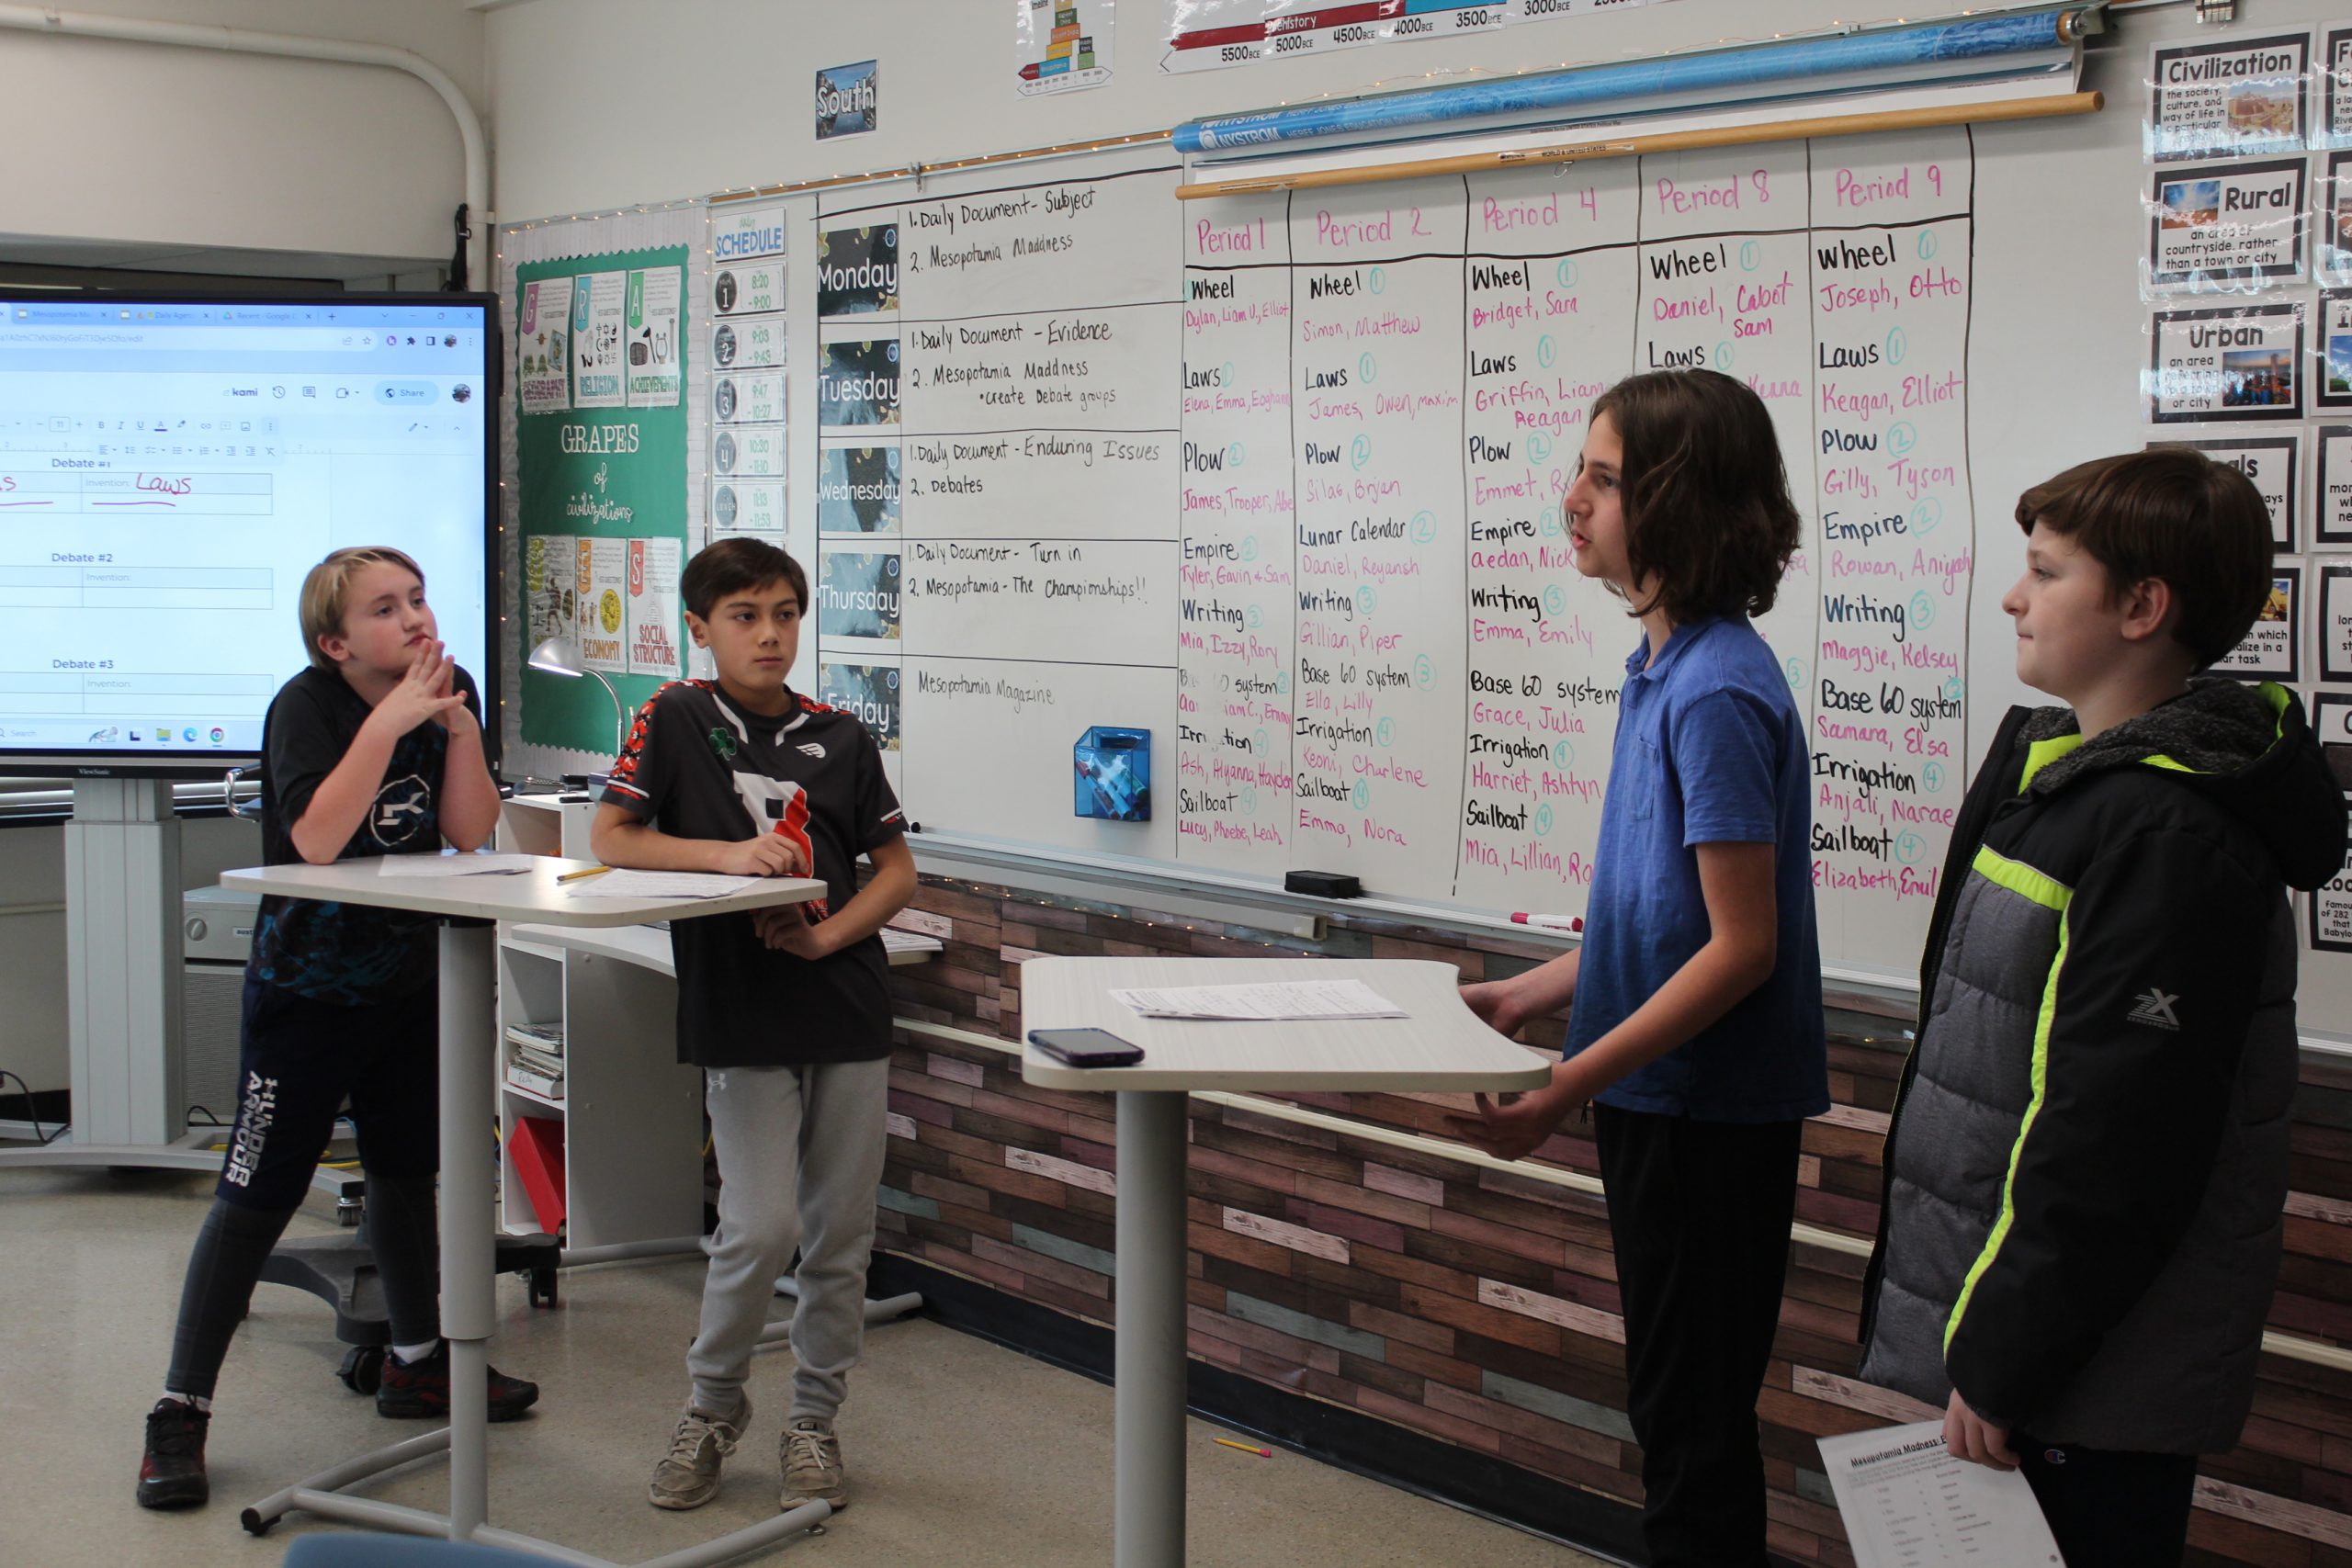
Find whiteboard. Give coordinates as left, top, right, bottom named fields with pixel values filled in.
left=756, top=9, right=2352, bottom=1034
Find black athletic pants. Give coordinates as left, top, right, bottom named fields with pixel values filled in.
left=1595, top=1104, right=1804, bottom=1568
left=163, top=976, right=442, bottom=1400
left=2017, top=1438, right=2199, bottom=1568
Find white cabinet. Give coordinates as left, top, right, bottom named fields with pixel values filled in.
left=494, top=795, right=704, bottom=1248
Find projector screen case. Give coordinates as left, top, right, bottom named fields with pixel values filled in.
left=0, top=291, right=503, bottom=780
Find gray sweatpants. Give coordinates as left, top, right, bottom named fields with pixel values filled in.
left=686, top=1056, right=890, bottom=1423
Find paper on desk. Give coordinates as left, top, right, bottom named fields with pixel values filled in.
left=1112, top=979, right=1407, bottom=1021
left=559, top=869, right=762, bottom=899
left=374, top=853, right=539, bottom=877
left=1816, top=1421, right=2064, bottom=1567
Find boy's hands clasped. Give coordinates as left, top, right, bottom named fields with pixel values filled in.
left=367, top=640, right=471, bottom=739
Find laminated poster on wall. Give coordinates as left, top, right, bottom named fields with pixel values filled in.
left=1017, top=0, right=1113, bottom=96
left=818, top=337, right=903, bottom=427
left=624, top=266, right=682, bottom=408
left=2215, top=562, right=2301, bottom=683
left=817, top=550, right=903, bottom=641
left=711, top=313, right=785, bottom=372
left=2324, top=562, right=2352, bottom=683
left=710, top=479, right=786, bottom=534
left=516, top=276, right=573, bottom=414
left=571, top=270, right=628, bottom=410
left=817, top=660, right=901, bottom=750
left=2163, top=434, right=2299, bottom=549
left=1159, top=0, right=1575, bottom=74
left=2147, top=302, right=2305, bottom=422
left=2322, top=154, right=2352, bottom=282
left=817, top=60, right=878, bottom=140
left=713, top=370, right=785, bottom=429
left=818, top=440, right=902, bottom=534
left=712, top=256, right=785, bottom=319
left=2145, top=158, right=2306, bottom=292
left=2319, top=425, right=2352, bottom=545
left=525, top=533, right=573, bottom=650
left=626, top=536, right=683, bottom=678
left=712, top=423, right=786, bottom=480
left=2323, top=27, right=2352, bottom=151
left=578, top=536, right=628, bottom=673
left=2145, top=31, right=2310, bottom=164
left=2309, top=694, right=2352, bottom=951
left=817, top=222, right=899, bottom=317
left=712, top=204, right=788, bottom=268
left=2323, top=291, right=2352, bottom=411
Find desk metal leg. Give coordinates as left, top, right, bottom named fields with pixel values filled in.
left=1115, top=1090, right=1187, bottom=1568
left=441, top=921, right=495, bottom=1540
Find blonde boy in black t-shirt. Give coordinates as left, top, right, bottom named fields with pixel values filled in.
left=594, top=538, right=914, bottom=1516
left=138, top=547, right=532, bottom=1513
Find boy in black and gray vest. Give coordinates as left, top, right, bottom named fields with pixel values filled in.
left=1860, top=449, right=2347, bottom=1567
left=594, top=537, right=913, bottom=1515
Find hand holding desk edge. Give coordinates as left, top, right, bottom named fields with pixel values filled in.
left=1021, top=956, right=1548, bottom=1568
left=218, top=855, right=831, bottom=1563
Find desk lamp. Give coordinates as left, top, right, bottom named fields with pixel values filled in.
left=527, top=635, right=627, bottom=757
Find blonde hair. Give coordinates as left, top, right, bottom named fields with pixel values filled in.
left=300, top=547, right=425, bottom=670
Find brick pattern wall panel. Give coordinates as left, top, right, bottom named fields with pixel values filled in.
left=871, top=874, right=2352, bottom=1567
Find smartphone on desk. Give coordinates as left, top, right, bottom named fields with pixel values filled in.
left=1027, top=1027, right=1145, bottom=1068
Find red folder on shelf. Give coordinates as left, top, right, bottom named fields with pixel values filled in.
left=510, top=1113, right=567, bottom=1233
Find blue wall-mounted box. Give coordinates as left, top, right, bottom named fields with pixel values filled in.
left=1074, top=727, right=1150, bottom=821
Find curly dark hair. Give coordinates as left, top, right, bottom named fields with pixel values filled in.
left=1588, top=369, right=1803, bottom=623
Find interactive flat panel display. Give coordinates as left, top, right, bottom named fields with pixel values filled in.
left=0, top=293, right=498, bottom=775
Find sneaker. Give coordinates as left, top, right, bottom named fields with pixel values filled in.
left=781, top=1416, right=847, bottom=1511
left=648, top=1396, right=750, bottom=1511
left=375, top=1341, right=540, bottom=1422
left=136, top=1397, right=210, bottom=1509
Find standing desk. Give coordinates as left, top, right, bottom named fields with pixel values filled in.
left=221, top=857, right=831, bottom=1568
left=1021, top=957, right=1552, bottom=1568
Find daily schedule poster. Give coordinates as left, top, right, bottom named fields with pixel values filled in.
left=708, top=205, right=787, bottom=541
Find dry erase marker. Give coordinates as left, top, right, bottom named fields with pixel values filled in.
left=556, top=864, right=613, bottom=884
left=1510, top=912, right=1583, bottom=934
left=1214, top=1438, right=1272, bottom=1458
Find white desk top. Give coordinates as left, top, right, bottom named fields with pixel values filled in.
left=509, top=921, right=943, bottom=975
left=1020, top=957, right=1552, bottom=1092
left=220, top=857, right=824, bottom=929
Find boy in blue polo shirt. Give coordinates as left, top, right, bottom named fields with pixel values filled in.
left=1454, top=371, right=1826, bottom=1568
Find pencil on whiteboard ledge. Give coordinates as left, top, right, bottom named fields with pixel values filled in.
left=1510, top=912, right=1583, bottom=934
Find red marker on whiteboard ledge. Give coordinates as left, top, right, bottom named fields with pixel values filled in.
left=1510, top=912, right=1584, bottom=934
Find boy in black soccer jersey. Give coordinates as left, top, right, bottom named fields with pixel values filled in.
left=593, top=537, right=914, bottom=1516
left=138, top=547, right=536, bottom=1511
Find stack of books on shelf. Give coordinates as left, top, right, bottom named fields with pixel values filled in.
left=504, top=1021, right=565, bottom=1100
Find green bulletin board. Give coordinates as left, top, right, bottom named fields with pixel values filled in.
left=514, top=244, right=691, bottom=756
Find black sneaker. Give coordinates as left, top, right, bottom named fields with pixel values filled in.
left=376, top=1342, right=540, bottom=1422
left=137, top=1398, right=210, bottom=1509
